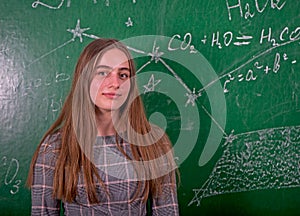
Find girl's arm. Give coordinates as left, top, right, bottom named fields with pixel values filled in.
left=31, top=134, right=61, bottom=216
left=151, top=172, right=179, bottom=216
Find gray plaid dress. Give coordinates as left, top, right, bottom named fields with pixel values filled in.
left=31, top=133, right=179, bottom=215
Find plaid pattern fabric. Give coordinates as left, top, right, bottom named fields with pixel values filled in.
left=31, top=133, right=179, bottom=215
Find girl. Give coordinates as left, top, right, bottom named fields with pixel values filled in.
left=27, top=38, right=179, bottom=215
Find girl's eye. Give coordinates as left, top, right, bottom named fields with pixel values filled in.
left=96, top=71, right=108, bottom=77
left=120, top=73, right=129, bottom=79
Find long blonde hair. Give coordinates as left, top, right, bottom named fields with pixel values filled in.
left=27, top=38, right=178, bottom=203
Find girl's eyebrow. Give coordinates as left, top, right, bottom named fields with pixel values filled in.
left=96, top=65, right=130, bottom=72
left=95, top=65, right=111, bottom=70
left=119, top=67, right=131, bottom=72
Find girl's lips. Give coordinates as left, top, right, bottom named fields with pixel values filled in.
left=102, top=92, right=121, bottom=99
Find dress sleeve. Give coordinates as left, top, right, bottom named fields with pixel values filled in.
left=151, top=171, right=179, bottom=216
left=31, top=134, right=61, bottom=216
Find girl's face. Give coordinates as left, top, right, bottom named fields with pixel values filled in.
left=89, top=48, right=131, bottom=113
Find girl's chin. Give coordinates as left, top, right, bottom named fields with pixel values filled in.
left=95, top=105, right=123, bottom=113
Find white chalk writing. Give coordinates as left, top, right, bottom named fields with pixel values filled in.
left=32, top=0, right=137, bottom=9
left=1, top=156, right=21, bottom=195
left=225, top=0, right=286, bottom=21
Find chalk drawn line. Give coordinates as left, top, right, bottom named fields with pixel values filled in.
left=25, top=39, right=74, bottom=68
left=25, top=19, right=99, bottom=68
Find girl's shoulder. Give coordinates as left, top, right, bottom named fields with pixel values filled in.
left=41, top=132, right=62, bottom=150
left=36, top=132, right=61, bottom=165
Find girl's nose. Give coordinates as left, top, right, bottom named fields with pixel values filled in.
left=107, top=72, right=120, bottom=88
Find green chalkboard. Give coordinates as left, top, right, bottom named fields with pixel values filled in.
left=1, top=0, right=299, bottom=215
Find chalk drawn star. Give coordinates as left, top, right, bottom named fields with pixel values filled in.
left=224, top=130, right=237, bottom=145
left=125, top=17, right=133, bottom=27
left=185, top=88, right=199, bottom=106
left=149, top=40, right=164, bottom=63
left=143, top=74, right=161, bottom=93
left=67, top=19, right=91, bottom=43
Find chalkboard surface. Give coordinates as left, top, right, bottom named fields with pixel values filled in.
left=1, top=0, right=299, bottom=215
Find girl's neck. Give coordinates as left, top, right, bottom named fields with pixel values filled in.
left=95, top=109, right=117, bottom=136
left=96, top=110, right=115, bottom=136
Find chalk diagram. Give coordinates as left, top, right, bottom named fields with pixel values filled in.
left=189, top=125, right=300, bottom=206
left=25, top=18, right=300, bottom=206
left=26, top=19, right=201, bottom=107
